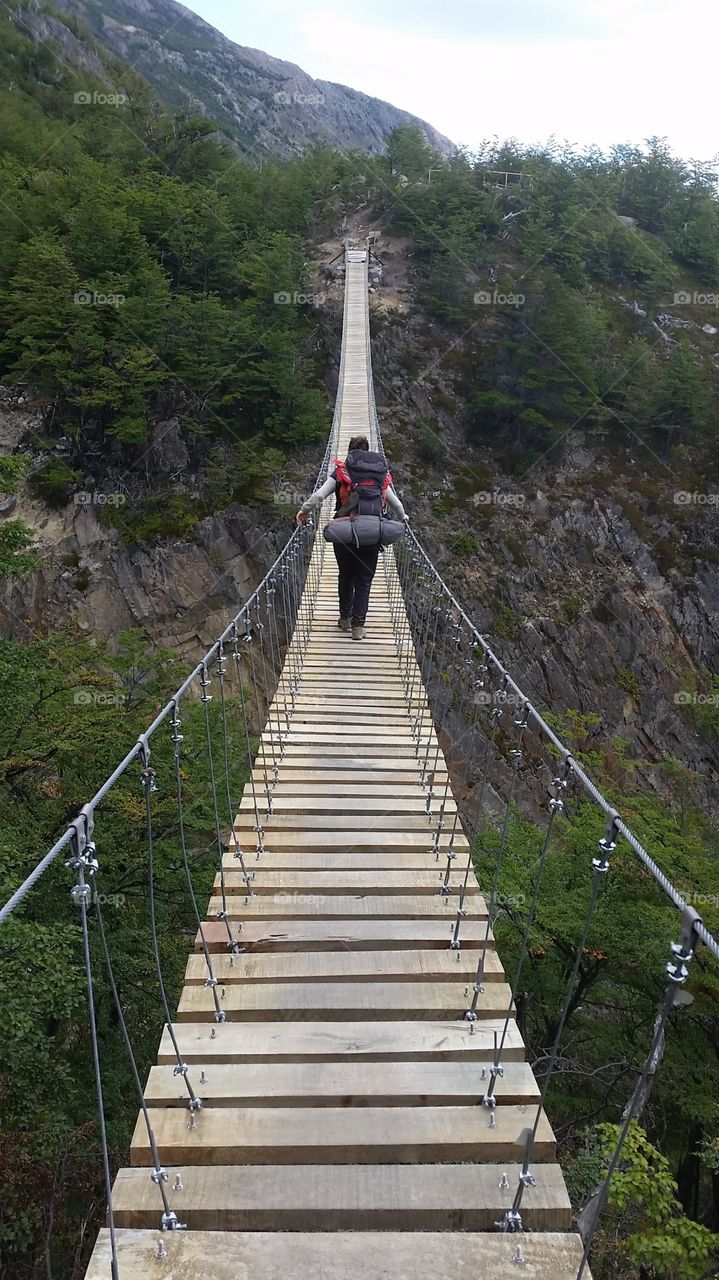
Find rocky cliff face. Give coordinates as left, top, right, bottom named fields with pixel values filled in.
left=49, top=0, right=454, bottom=158
left=359, top=223, right=719, bottom=820
left=0, top=395, right=296, bottom=663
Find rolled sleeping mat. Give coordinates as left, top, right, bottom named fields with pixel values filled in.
left=323, top=515, right=406, bottom=547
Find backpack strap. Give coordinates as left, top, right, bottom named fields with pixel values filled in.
left=334, top=459, right=352, bottom=512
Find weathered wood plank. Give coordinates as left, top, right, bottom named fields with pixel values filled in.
left=157, top=1019, right=523, bottom=1065
left=196, top=918, right=494, bottom=952
left=130, top=1104, right=555, bottom=1165
left=87, top=1228, right=590, bottom=1277
left=214, top=871, right=479, bottom=896
left=142, top=1060, right=533, bottom=1107
left=176, top=980, right=511, bottom=1022
left=226, top=830, right=468, bottom=850
left=204, top=894, right=485, bottom=920
left=220, top=851, right=462, bottom=871
left=183, top=947, right=504, bottom=984
left=110, top=1162, right=570, bottom=1230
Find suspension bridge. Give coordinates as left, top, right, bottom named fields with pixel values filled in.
left=3, top=245, right=717, bottom=1280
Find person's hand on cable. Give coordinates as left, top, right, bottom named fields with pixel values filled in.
left=295, top=508, right=310, bottom=525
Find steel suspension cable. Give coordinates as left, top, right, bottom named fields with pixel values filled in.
left=140, top=746, right=201, bottom=1109
left=508, top=818, right=617, bottom=1230
left=67, top=835, right=119, bottom=1280
left=215, top=644, right=253, bottom=900
left=93, top=889, right=184, bottom=1229
left=168, top=702, right=223, bottom=1019
left=199, top=662, right=238, bottom=953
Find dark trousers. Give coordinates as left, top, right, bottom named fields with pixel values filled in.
left=333, top=542, right=380, bottom=625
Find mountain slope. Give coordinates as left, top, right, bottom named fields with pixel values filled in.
left=50, top=0, right=455, bottom=158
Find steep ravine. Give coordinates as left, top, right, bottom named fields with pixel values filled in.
left=2, top=224, right=719, bottom=821
left=363, top=226, right=719, bottom=819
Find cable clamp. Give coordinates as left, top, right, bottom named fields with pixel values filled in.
left=151, top=1167, right=168, bottom=1185
left=667, top=939, right=693, bottom=984
left=160, top=1210, right=187, bottom=1232
left=141, top=766, right=158, bottom=794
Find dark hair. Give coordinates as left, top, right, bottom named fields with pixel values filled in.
left=348, top=435, right=370, bottom=451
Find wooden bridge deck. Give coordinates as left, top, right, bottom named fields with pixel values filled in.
left=85, top=248, right=590, bottom=1278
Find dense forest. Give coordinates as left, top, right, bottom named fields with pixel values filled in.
left=1, top=5, right=719, bottom=1279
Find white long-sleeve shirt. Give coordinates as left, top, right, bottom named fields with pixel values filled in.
left=301, top=466, right=407, bottom=519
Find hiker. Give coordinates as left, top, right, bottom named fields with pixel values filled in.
left=296, top=435, right=408, bottom=640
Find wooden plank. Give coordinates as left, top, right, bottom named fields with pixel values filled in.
left=233, top=817, right=458, bottom=834
left=110, top=1162, right=571, bottom=1231
left=245, top=783, right=443, bottom=798
left=185, top=947, right=502, bottom=985
left=237, top=797, right=457, bottom=815
left=196, top=918, right=494, bottom=952
left=250, top=769, right=444, bottom=783
left=176, top=980, right=512, bottom=1021
left=251, top=758, right=434, bottom=773
left=86, top=1228, right=591, bottom=1277
left=215, top=871, right=478, bottom=896
left=220, top=851, right=466, bottom=871
left=204, top=894, right=485, bottom=920
left=130, top=1104, right=555, bottom=1165
left=143, top=1060, right=536, bottom=1107
left=260, top=738, right=435, bottom=751
left=266, top=737, right=435, bottom=749
left=157, top=1019, right=522, bottom=1065
left=227, top=831, right=468, bottom=850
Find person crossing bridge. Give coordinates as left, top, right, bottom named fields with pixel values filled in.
left=296, top=433, right=408, bottom=640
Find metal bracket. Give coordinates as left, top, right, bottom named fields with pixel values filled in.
left=160, top=1209, right=187, bottom=1232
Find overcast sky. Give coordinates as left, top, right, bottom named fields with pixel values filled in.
left=183, top=0, right=718, bottom=162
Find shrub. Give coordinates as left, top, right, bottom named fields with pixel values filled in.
left=0, top=520, right=40, bottom=579
left=452, top=531, right=477, bottom=556
left=30, top=459, right=82, bottom=507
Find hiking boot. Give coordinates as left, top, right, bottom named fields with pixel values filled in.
left=337, top=617, right=351, bottom=632
left=351, top=623, right=365, bottom=641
